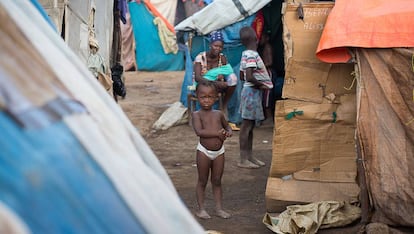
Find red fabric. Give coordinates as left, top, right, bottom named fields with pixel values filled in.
left=251, top=9, right=264, bottom=41
left=316, top=0, right=414, bottom=63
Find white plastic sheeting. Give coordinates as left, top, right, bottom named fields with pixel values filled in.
left=175, top=0, right=271, bottom=34
left=0, top=1, right=204, bottom=233
left=39, top=0, right=113, bottom=66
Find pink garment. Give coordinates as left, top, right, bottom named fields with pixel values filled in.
left=121, top=12, right=136, bottom=71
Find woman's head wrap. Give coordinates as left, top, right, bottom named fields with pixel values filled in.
left=209, top=30, right=224, bottom=43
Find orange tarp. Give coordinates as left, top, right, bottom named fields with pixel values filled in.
left=143, top=0, right=175, bottom=33
left=316, top=0, right=414, bottom=63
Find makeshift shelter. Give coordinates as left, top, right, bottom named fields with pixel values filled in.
left=264, top=4, right=360, bottom=232
left=39, top=0, right=115, bottom=68
left=175, top=0, right=284, bottom=124
left=0, top=1, right=204, bottom=233
left=263, top=0, right=413, bottom=232
left=317, top=0, right=414, bottom=228
left=128, top=0, right=185, bottom=71
left=176, top=1, right=364, bottom=232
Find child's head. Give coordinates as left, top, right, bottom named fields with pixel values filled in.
left=196, top=80, right=218, bottom=109
left=196, top=80, right=218, bottom=95
left=239, top=26, right=257, bottom=46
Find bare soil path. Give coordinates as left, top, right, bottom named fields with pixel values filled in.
left=119, top=71, right=274, bottom=234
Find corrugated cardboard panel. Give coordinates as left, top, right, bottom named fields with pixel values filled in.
left=282, top=3, right=355, bottom=103
left=270, top=99, right=356, bottom=180
left=324, top=63, right=356, bottom=97
left=265, top=177, right=360, bottom=212
left=293, top=157, right=356, bottom=183
left=283, top=60, right=331, bottom=103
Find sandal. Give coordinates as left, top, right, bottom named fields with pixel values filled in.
left=229, top=122, right=240, bottom=131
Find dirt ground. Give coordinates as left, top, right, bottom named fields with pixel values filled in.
left=118, top=71, right=367, bottom=234
left=119, top=71, right=274, bottom=234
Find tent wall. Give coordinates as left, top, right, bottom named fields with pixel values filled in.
left=0, top=1, right=204, bottom=233
left=39, top=0, right=113, bottom=67
left=175, top=0, right=271, bottom=34
left=37, top=0, right=65, bottom=33
left=356, top=48, right=414, bottom=227
left=129, top=1, right=184, bottom=71
left=315, top=0, right=414, bottom=228
left=149, top=0, right=178, bottom=27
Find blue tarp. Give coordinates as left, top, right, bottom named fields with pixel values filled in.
left=30, top=0, right=57, bottom=31
left=0, top=1, right=205, bottom=233
left=0, top=112, right=145, bottom=234
left=129, top=2, right=184, bottom=71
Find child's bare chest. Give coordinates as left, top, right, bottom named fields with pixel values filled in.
left=199, top=112, right=222, bottom=129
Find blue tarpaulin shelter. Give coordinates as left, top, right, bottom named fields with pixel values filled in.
left=0, top=1, right=203, bottom=233
left=129, top=1, right=185, bottom=71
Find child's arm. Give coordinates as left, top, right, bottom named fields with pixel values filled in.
left=220, top=112, right=232, bottom=138
left=245, top=68, right=271, bottom=90
left=239, top=70, right=245, bottom=81
left=245, top=68, right=266, bottom=88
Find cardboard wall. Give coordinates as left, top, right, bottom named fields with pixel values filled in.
left=282, top=2, right=355, bottom=103
left=270, top=98, right=357, bottom=180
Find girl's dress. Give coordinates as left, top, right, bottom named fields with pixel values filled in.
left=239, top=49, right=273, bottom=121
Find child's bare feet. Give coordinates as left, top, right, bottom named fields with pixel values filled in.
left=237, top=161, right=260, bottom=169
left=195, top=210, right=211, bottom=219
left=216, top=209, right=231, bottom=219
left=250, top=157, right=265, bottom=167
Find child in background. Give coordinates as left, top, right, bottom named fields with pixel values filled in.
left=191, top=80, right=233, bottom=219
left=238, top=26, right=273, bottom=169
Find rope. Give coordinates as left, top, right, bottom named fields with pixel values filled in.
left=285, top=109, right=304, bottom=120
left=405, top=118, right=414, bottom=126
left=344, top=71, right=357, bottom=90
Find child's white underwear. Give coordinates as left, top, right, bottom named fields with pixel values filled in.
left=197, top=142, right=225, bottom=160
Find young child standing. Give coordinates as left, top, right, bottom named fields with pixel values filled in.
left=191, top=80, right=232, bottom=219
left=238, top=26, right=273, bottom=169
